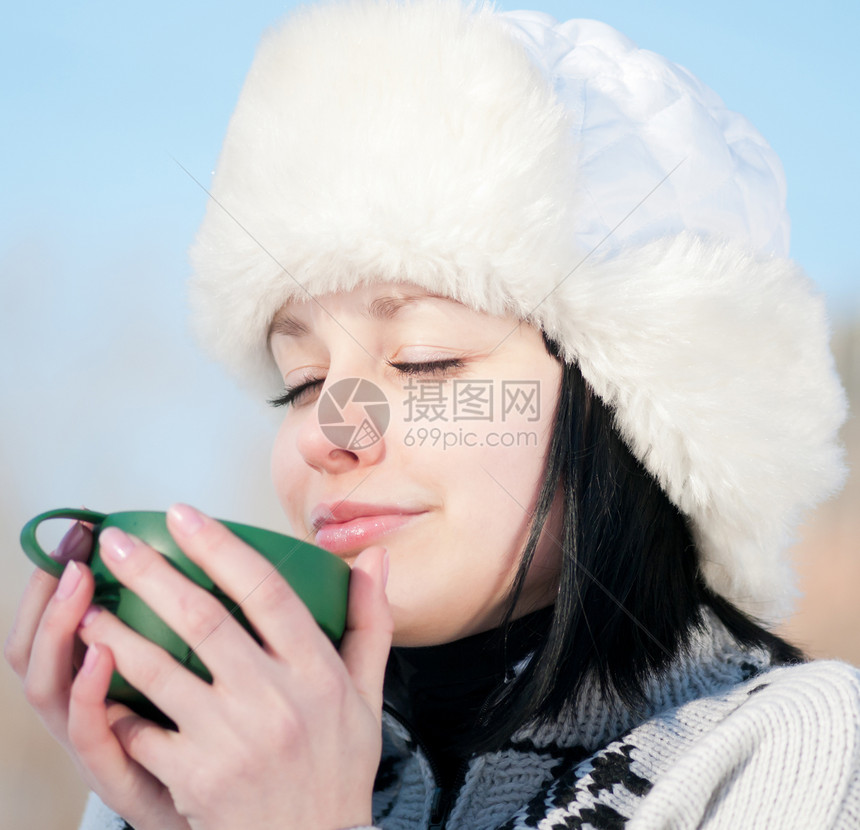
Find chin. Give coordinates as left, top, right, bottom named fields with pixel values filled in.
left=387, top=603, right=447, bottom=648
left=387, top=600, right=500, bottom=648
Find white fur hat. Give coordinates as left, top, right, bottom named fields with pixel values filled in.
left=189, top=0, right=846, bottom=620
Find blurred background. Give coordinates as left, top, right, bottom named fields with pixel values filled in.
left=2, top=1, right=858, bottom=826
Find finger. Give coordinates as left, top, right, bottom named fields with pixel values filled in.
left=69, top=643, right=140, bottom=775
left=54, top=521, right=94, bottom=564
left=166, top=504, right=326, bottom=661
left=5, top=568, right=61, bottom=677
left=77, top=603, right=212, bottom=729
left=339, top=547, right=393, bottom=715
left=110, top=706, right=181, bottom=788
left=5, top=521, right=93, bottom=674
left=17, top=562, right=95, bottom=735
left=69, top=645, right=184, bottom=827
left=95, top=527, right=261, bottom=687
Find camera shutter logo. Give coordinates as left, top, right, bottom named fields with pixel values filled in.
left=318, top=378, right=390, bottom=449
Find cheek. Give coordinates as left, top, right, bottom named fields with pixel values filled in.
left=270, top=419, right=306, bottom=527
left=453, top=370, right=558, bottom=550
left=433, top=437, right=546, bottom=558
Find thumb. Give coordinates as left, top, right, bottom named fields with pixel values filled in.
left=338, top=546, right=393, bottom=715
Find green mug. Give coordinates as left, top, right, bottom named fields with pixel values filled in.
left=21, top=508, right=350, bottom=724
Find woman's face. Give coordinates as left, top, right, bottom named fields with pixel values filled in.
left=269, top=283, right=563, bottom=646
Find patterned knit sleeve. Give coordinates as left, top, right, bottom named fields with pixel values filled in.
left=628, top=660, right=860, bottom=829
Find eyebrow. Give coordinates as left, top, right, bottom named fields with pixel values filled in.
left=268, top=291, right=435, bottom=338
left=269, top=313, right=310, bottom=338
left=365, top=293, right=424, bottom=320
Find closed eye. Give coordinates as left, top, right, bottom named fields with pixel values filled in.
left=268, top=377, right=324, bottom=408
left=386, top=358, right=465, bottom=376
left=268, top=358, right=465, bottom=408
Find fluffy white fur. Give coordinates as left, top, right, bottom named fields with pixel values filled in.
left=189, top=0, right=846, bottom=620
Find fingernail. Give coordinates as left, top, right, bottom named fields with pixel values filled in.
left=382, top=550, right=390, bottom=588
left=55, top=561, right=82, bottom=600
left=54, top=522, right=93, bottom=563
left=168, top=503, right=204, bottom=535
left=79, top=606, right=102, bottom=628
left=81, top=643, right=101, bottom=675
left=101, top=527, right=134, bottom=562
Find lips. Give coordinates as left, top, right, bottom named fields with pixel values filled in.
left=310, top=500, right=427, bottom=555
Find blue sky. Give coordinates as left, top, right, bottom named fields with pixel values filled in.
left=1, top=0, right=858, bottom=554
left=3, top=1, right=858, bottom=307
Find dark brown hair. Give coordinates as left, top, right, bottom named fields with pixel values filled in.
left=472, top=339, right=803, bottom=751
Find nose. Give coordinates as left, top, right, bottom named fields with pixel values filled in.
left=296, top=376, right=389, bottom=473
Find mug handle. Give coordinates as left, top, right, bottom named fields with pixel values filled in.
left=20, top=508, right=107, bottom=578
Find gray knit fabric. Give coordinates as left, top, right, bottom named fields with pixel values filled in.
left=79, top=613, right=860, bottom=829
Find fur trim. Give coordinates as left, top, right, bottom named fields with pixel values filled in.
left=189, top=0, right=846, bottom=621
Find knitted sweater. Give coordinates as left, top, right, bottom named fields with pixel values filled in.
left=79, top=613, right=860, bottom=829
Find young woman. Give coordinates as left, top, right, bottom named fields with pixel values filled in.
left=7, top=2, right=859, bottom=828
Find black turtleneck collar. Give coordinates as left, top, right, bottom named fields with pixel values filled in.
left=383, top=605, right=553, bottom=791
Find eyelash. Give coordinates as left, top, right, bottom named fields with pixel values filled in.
left=268, top=378, right=324, bottom=409
left=267, top=358, right=465, bottom=408
left=387, top=357, right=465, bottom=376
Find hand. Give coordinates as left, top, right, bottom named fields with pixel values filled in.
left=5, top=521, right=189, bottom=830
left=75, top=504, right=393, bottom=830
